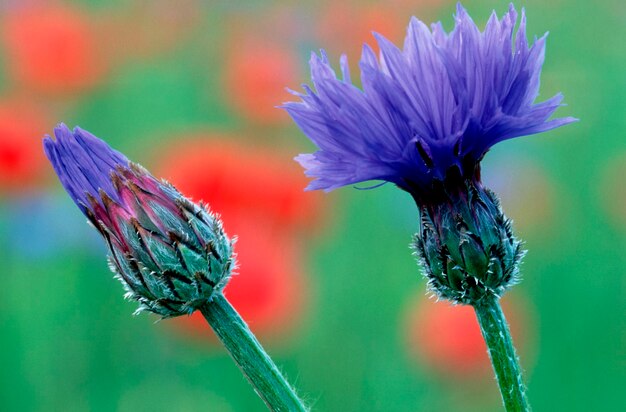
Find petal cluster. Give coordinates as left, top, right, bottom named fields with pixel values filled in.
left=284, top=3, right=576, bottom=196
left=44, top=125, right=234, bottom=317
left=43, top=124, right=129, bottom=212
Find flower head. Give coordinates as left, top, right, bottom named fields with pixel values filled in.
left=285, top=3, right=577, bottom=305
left=44, top=124, right=234, bottom=317
left=284, top=3, right=576, bottom=198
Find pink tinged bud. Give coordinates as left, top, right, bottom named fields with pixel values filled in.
left=44, top=125, right=234, bottom=317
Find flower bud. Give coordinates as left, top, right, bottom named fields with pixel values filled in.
left=44, top=124, right=234, bottom=317
left=413, top=180, right=524, bottom=304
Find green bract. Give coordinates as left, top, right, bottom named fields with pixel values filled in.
left=413, top=181, right=524, bottom=304
left=106, top=189, right=235, bottom=318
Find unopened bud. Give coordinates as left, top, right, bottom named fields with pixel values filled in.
left=44, top=124, right=234, bottom=317
left=413, top=180, right=524, bottom=304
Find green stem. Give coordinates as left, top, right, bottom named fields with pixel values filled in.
left=200, top=294, right=308, bottom=412
left=473, top=296, right=530, bottom=412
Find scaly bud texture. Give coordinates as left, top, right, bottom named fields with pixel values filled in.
left=44, top=125, right=309, bottom=411
left=413, top=180, right=524, bottom=304
left=44, top=124, right=234, bottom=317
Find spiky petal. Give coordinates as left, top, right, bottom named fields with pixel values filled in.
left=284, top=3, right=577, bottom=197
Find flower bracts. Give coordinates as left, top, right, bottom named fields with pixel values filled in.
left=44, top=124, right=234, bottom=317
left=413, top=181, right=524, bottom=304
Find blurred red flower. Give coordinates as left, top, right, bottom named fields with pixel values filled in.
left=223, top=39, right=300, bottom=125
left=1, top=4, right=106, bottom=94
left=156, top=137, right=322, bottom=230
left=0, top=100, right=49, bottom=191
left=316, top=1, right=447, bottom=66
left=317, top=3, right=406, bottom=63
left=405, top=297, right=530, bottom=380
left=153, top=136, right=323, bottom=341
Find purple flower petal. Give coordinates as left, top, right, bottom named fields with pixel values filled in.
left=43, top=123, right=129, bottom=211
left=284, top=3, right=577, bottom=197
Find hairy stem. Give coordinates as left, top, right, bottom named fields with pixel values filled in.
left=473, top=296, right=530, bottom=412
left=201, top=294, right=307, bottom=412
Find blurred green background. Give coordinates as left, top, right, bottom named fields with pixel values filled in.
left=0, top=0, right=624, bottom=411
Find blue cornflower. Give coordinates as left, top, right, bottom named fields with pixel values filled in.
left=284, top=3, right=576, bottom=199
left=285, top=4, right=577, bottom=304
left=44, top=124, right=234, bottom=317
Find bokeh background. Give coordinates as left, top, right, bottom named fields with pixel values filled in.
left=0, top=0, right=623, bottom=411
